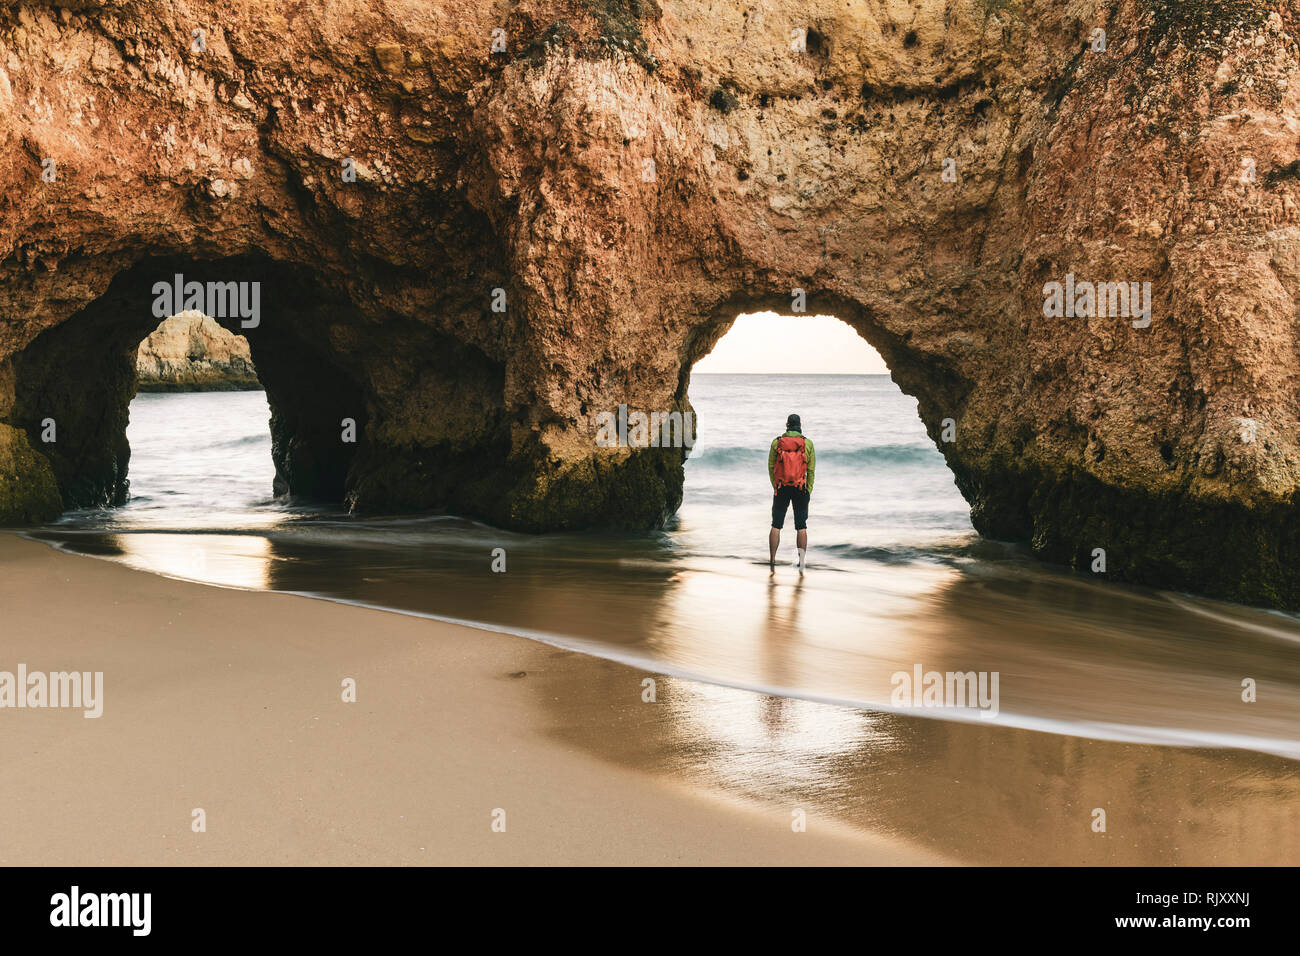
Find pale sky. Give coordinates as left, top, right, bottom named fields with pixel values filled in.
left=692, top=313, right=889, bottom=374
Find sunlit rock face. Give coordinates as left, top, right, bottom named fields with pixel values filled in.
left=136, top=312, right=260, bottom=391
left=2, top=0, right=1300, bottom=605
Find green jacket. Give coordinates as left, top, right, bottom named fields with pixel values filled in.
left=768, top=430, right=815, bottom=493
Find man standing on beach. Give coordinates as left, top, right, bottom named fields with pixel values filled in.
left=768, top=413, right=815, bottom=570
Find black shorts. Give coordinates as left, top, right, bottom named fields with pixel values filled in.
left=771, top=486, right=810, bottom=531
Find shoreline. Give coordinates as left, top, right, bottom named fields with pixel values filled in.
left=24, top=528, right=1300, bottom=764
left=0, top=534, right=947, bottom=865
left=4, top=532, right=1298, bottom=865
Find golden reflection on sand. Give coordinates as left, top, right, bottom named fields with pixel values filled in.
left=105, top=533, right=273, bottom=590
left=532, top=659, right=1300, bottom=865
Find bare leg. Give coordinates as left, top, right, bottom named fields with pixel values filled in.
left=796, top=529, right=808, bottom=570
left=768, top=527, right=780, bottom=568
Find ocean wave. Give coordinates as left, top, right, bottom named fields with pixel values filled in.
left=687, top=443, right=941, bottom=468
left=817, top=536, right=991, bottom=565
left=206, top=434, right=271, bottom=450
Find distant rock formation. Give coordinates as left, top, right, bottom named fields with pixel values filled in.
left=136, top=313, right=261, bottom=392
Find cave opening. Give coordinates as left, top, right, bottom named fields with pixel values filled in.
left=8, top=255, right=370, bottom=522
left=676, top=311, right=973, bottom=558
left=123, top=310, right=272, bottom=527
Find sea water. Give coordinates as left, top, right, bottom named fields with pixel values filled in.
left=30, top=375, right=1300, bottom=761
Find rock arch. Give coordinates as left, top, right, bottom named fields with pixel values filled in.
left=3, top=0, right=1300, bottom=606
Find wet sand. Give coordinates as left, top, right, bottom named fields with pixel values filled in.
left=2, top=533, right=1296, bottom=865
left=0, top=534, right=943, bottom=865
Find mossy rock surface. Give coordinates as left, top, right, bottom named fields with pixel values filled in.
left=967, top=457, right=1300, bottom=608
left=344, top=436, right=683, bottom=534
left=0, top=426, right=62, bottom=525
left=501, top=446, right=684, bottom=533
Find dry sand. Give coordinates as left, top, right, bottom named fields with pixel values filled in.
left=0, top=534, right=947, bottom=865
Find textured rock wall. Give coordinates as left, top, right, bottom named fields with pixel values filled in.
left=136, top=311, right=260, bottom=390
left=2, top=0, right=1300, bottom=606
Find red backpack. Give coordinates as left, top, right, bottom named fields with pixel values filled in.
left=773, top=435, right=808, bottom=491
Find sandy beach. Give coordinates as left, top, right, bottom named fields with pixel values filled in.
left=0, top=534, right=949, bottom=866
left=4, top=532, right=1299, bottom=866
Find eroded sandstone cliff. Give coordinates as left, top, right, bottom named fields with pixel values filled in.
left=2, top=0, right=1300, bottom=605
left=136, top=311, right=260, bottom=390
